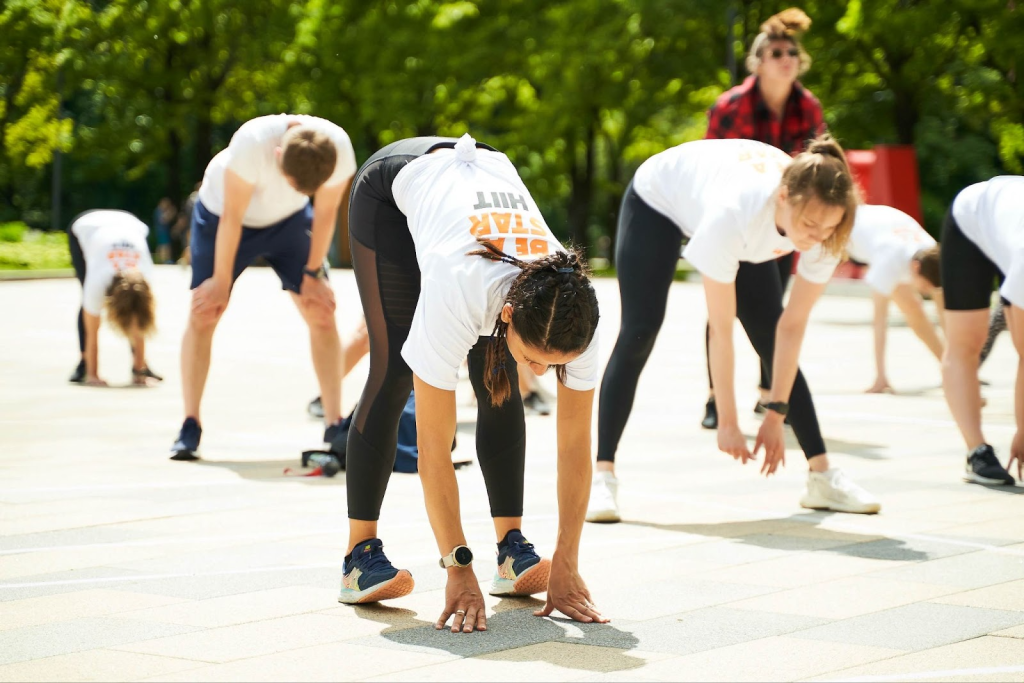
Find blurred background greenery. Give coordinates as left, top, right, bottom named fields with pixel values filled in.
left=2, top=0, right=1022, bottom=263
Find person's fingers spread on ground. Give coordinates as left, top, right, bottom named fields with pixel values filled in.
left=475, top=610, right=487, bottom=632
left=450, top=610, right=465, bottom=633
left=434, top=609, right=451, bottom=630
left=463, top=608, right=479, bottom=633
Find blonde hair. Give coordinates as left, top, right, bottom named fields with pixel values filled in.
left=280, top=126, right=337, bottom=195
left=746, top=8, right=813, bottom=76
left=105, top=271, right=156, bottom=338
left=781, top=134, right=860, bottom=258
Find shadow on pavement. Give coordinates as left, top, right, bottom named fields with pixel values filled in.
left=620, top=515, right=947, bottom=562
left=352, top=599, right=644, bottom=672
left=740, top=428, right=889, bottom=460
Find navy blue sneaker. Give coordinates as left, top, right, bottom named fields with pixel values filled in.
left=489, top=530, right=550, bottom=596
left=170, top=418, right=202, bottom=461
left=338, top=538, right=414, bottom=604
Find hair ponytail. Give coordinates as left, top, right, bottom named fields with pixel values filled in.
left=781, top=133, right=861, bottom=257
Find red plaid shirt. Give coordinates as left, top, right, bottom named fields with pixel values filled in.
left=705, top=76, right=825, bottom=156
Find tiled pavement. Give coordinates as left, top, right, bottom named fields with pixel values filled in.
left=1, top=266, right=1022, bottom=682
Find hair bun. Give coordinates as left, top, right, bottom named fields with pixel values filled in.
left=760, top=7, right=811, bottom=38
left=454, top=133, right=478, bottom=163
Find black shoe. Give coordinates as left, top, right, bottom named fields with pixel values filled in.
left=324, top=414, right=352, bottom=459
left=170, top=417, right=202, bottom=461
left=964, top=444, right=1015, bottom=485
left=523, top=391, right=552, bottom=416
left=308, top=396, right=324, bottom=419
left=701, top=398, right=718, bottom=430
left=69, top=360, right=86, bottom=384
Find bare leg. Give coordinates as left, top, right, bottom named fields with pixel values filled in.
left=291, top=293, right=342, bottom=426
left=347, top=520, right=378, bottom=555
left=494, top=516, right=523, bottom=542
left=131, top=334, right=147, bottom=372
left=342, top=317, right=370, bottom=379
left=942, top=309, right=990, bottom=450
left=181, top=310, right=223, bottom=421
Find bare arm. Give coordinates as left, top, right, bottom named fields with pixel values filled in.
left=213, top=169, right=254, bottom=283
left=193, top=169, right=254, bottom=318
left=1007, top=305, right=1024, bottom=479
left=83, top=311, right=103, bottom=383
left=703, top=277, right=752, bottom=462
left=770, top=275, right=827, bottom=404
left=869, top=291, right=892, bottom=392
left=534, top=383, right=607, bottom=624
left=307, top=178, right=349, bottom=270
left=891, top=283, right=943, bottom=362
left=754, top=275, right=827, bottom=475
left=412, top=374, right=486, bottom=633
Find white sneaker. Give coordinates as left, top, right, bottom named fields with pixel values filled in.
left=800, top=468, right=881, bottom=514
left=586, top=471, right=621, bottom=523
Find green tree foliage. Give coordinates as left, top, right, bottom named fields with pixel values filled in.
left=1, top=0, right=1022, bottom=251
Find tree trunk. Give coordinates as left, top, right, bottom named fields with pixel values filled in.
left=194, top=113, right=213, bottom=191
left=567, top=120, right=596, bottom=251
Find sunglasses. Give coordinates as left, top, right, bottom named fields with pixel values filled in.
left=768, top=47, right=800, bottom=59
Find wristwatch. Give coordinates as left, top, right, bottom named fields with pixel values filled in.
left=439, top=545, right=474, bottom=569
left=302, top=265, right=327, bottom=280
left=764, top=401, right=790, bottom=417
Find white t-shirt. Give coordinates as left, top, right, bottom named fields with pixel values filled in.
left=847, top=204, right=936, bottom=296
left=197, top=114, right=357, bottom=227
left=71, top=210, right=154, bottom=316
left=391, top=135, right=600, bottom=392
left=952, top=176, right=1024, bottom=306
left=632, top=139, right=839, bottom=284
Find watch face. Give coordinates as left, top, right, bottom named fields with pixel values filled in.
left=454, top=546, right=474, bottom=566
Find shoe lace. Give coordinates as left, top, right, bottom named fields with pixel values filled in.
left=974, top=447, right=1003, bottom=469
left=508, top=537, right=538, bottom=560
left=359, top=546, right=393, bottom=575
left=828, top=469, right=869, bottom=498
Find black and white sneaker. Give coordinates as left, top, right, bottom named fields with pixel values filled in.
left=964, top=444, right=1015, bottom=485
left=308, top=396, right=324, bottom=419
left=523, top=391, right=552, bottom=416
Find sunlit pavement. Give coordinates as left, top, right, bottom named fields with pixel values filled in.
left=2, top=265, right=1023, bottom=682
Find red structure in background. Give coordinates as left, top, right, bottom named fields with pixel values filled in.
left=800, top=145, right=924, bottom=279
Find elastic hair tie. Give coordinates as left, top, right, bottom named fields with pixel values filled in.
left=557, top=267, right=574, bottom=274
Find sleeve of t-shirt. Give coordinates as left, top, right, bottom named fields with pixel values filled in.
left=401, top=278, right=479, bottom=391
left=323, top=127, right=358, bottom=187
left=863, top=249, right=906, bottom=296
left=682, top=212, right=744, bottom=283
left=1000, top=251, right=1024, bottom=309
left=224, top=122, right=265, bottom=185
left=563, top=330, right=600, bottom=391
left=70, top=215, right=101, bottom=249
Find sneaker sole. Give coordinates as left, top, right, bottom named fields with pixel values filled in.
left=800, top=495, right=880, bottom=515
left=585, top=507, right=621, bottom=523
left=489, top=558, right=551, bottom=596
left=338, top=570, right=415, bottom=604
left=963, top=472, right=1015, bottom=486
left=170, top=450, right=200, bottom=462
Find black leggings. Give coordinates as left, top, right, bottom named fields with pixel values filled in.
left=706, top=252, right=794, bottom=392
left=67, top=212, right=91, bottom=353
left=597, top=183, right=827, bottom=463
left=346, top=137, right=527, bottom=522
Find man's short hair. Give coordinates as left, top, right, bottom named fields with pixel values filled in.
left=913, top=244, right=941, bottom=287
left=281, top=126, right=337, bottom=195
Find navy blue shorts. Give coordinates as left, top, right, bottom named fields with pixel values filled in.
left=189, top=200, right=321, bottom=292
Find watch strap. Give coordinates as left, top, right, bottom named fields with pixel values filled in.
left=764, top=401, right=789, bottom=416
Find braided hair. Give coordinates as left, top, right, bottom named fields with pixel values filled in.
left=468, top=238, right=600, bottom=407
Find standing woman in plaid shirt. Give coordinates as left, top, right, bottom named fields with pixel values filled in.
left=701, top=8, right=826, bottom=430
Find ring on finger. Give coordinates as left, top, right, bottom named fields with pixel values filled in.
left=455, top=609, right=466, bottom=615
